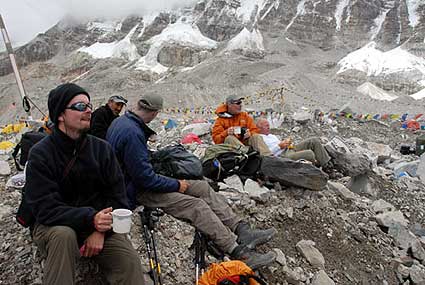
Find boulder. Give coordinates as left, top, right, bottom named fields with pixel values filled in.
left=327, top=181, right=359, bottom=201
left=325, top=137, right=371, bottom=176
left=244, top=179, right=270, bottom=202
left=371, top=199, right=395, bottom=214
left=311, top=270, right=335, bottom=285
left=375, top=210, right=409, bottom=228
left=296, top=240, right=325, bottom=269
left=347, top=174, right=376, bottom=196
left=260, top=156, right=328, bottom=191
left=0, top=161, right=11, bottom=176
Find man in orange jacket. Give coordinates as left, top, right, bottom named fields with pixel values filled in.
left=212, top=95, right=271, bottom=156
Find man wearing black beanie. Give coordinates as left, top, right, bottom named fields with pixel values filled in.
left=21, top=83, right=146, bottom=284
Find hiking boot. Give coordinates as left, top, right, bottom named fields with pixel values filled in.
left=236, top=222, right=277, bottom=249
left=231, top=245, right=277, bottom=270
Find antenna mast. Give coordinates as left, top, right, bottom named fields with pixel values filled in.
left=0, top=14, right=32, bottom=118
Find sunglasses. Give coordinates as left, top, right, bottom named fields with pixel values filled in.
left=65, top=102, right=93, bottom=112
left=231, top=101, right=242, bottom=105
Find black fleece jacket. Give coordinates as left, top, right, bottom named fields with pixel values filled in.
left=24, top=129, right=128, bottom=233
left=90, top=104, right=118, bottom=139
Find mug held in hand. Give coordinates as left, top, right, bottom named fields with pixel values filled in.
left=111, top=209, right=132, bottom=234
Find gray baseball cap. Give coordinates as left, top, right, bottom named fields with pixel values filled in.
left=109, top=95, right=128, bottom=104
left=138, top=94, right=163, bottom=111
left=226, top=95, right=244, bottom=104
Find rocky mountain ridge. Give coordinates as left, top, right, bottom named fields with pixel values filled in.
left=0, top=0, right=424, bottom=123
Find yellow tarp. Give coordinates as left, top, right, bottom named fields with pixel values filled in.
left=0, top=141, right=14, bottom=150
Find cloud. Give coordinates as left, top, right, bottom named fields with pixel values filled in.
left=54, top=0, right=199, bottom=21
left=0, top=0, right=199, bottom=49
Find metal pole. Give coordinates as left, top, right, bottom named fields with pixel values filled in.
left=0, top=14, right=32, bottom=117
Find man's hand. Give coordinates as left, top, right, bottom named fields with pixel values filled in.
left=278, top=138, right=292, bottom=149
left=94, top=207, right=113, bottom=232
left=227, top=127, right=235, bottom=136
left=82, top=231, right=105, bottom=257
left=243, top=129, right=251, bottom=140
left=178, top=179, right=189, bottom=193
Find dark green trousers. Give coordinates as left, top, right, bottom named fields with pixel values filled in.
left=33, top=224, right=145, bottom=285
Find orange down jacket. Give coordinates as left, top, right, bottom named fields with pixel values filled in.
left=212, top=104, right=259, bottom=144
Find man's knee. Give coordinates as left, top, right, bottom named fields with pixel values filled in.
left=188, top=180, right=212, bottom=197
left=224, top=136, right=239, bottom=144
left=307, top=137, right=321, bottom=145
left=48, top=226, right=77, bottom=245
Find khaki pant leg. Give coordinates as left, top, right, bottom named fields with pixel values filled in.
left=94, top=233, right=145, bottom=285
left=295, top=138, right=330, bottom=166
left=138, top=183, right=238, bottom=253
left=32, top=224, right=79, bottom=285
left=247, top=134, right=273, bottom=156
left=282, top=149, right=316, bottom=163
left=186, top=180, right=241, bottom=231
left=224, top=135, right=245, bottom=147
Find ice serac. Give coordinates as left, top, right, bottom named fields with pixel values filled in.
left=135, top=19, right=217, bottom=74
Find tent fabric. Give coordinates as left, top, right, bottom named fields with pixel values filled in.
left=164, top=119, right=178, bottom=130
left=181, top=133, right=202, bottom=144
left=0, top=141, right=14, bottom=150
left=1, top=123, right=26, bottom=134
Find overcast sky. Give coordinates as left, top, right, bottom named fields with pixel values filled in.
left=0, top=0, right=198, bottom=48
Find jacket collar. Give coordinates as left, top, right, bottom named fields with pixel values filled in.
left=215, top=103, right=233, bottom=118
left=51, top=128, right=88, bottom=155
left=125, top=111, right=156, bottom=139
left=104, top=104, right=118, bottom=118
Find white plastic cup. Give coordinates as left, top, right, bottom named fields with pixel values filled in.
left=233, top=126, right=241, bottom=135
left=111, top=209, right=132, bottom=234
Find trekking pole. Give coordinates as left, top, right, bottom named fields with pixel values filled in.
left=139, top=207, right=164, bottom=285
left=194, top=230, right=207, bottom=285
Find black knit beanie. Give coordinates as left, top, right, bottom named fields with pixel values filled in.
left=48, top=83, right=90, bottom=125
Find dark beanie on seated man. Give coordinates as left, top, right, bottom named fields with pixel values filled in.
left=47, top=83, right=90, bottom=125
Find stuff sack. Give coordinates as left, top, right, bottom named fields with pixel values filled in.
left=198, top=260, right=267, bottom=285
left=151, top=144, right=203, bottom=179
left=12, top=131, right=47, bottom=171
left=202, top=144, right=261, bottom=181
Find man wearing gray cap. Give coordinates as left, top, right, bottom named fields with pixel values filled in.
left=90, top=95, right=128, bottom=139
left=107, top=94, right=277, bottom=270
left=212, top=95, right=271, bottom=155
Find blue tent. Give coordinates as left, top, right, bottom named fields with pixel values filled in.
left=164, top=119, right=178, bottom=130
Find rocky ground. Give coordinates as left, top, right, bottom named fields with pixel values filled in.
left=1, top=114, right=425, bottom=284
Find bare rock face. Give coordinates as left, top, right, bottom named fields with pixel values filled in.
left=195, top=0, right=244, bottom=41
left=140, top=13, right=176, bottom=42
left=258, top=0, right=425, bottom=50
left=0, top=33, right=60, bottom=77
left=157, top=44, right=212, bottom=67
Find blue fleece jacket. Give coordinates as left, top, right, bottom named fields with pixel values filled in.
left=107, top=112, right=179, bottom=209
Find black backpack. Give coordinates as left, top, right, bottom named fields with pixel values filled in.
left=12, top=131, right=47, bottom=171
left=202, top=144, right=262, bottom=181
left=151, top=144, right=204, bottom=179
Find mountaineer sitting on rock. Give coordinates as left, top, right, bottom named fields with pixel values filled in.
left=21, top=83, right=145, bottom=284
left=211, top=95, right=272, bottom=156
left=256, top=117, right=331, bottom=167
left=107, top=94, right=277, bottom=270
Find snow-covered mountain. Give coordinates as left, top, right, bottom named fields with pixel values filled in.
left=0, top=0, right=425, bottom=121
